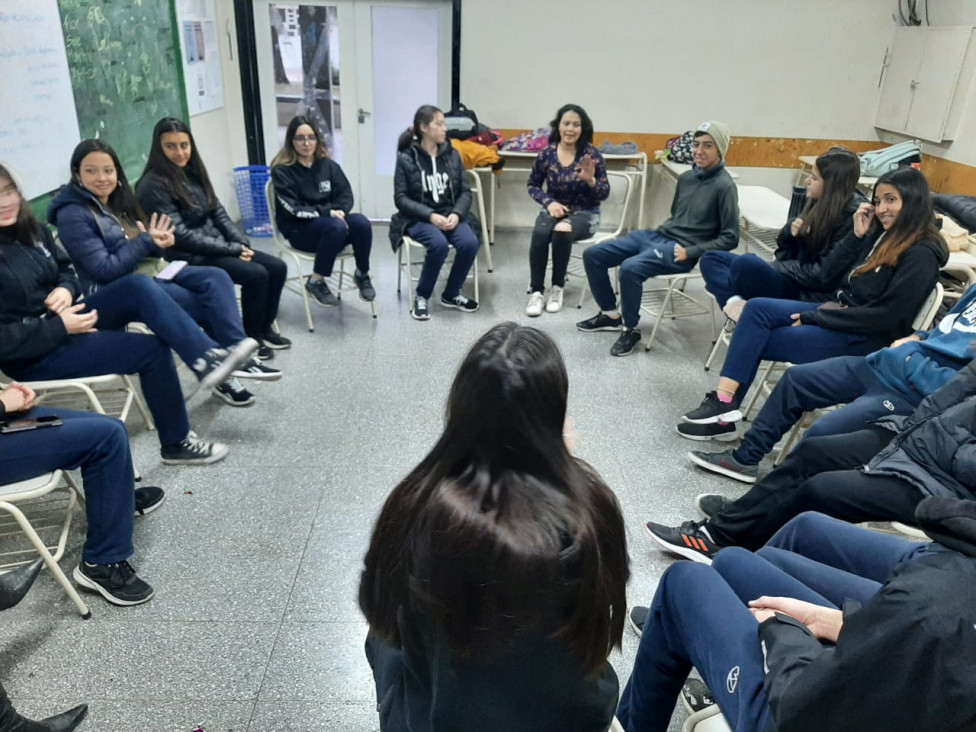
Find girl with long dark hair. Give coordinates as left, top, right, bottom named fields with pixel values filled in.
left=136, top=117, right=290, bottom=357
left=392, top=104, right=480, bottom=320
left=270, top=115, right=374, bottom=308
left=699, top=147, right=864, bottom=319
left=525, top=103, right=609, bottom=316
left=678, top=167, right=949, bottom=449
left=360, top=323, right=629, bottom=731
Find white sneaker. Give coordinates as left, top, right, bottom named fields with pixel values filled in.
left=546, top=285, right=564, bottom=313
left=526, top=291, right=545, bottom=317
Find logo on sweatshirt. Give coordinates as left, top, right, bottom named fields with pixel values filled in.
left=726, top=666, right=740, bottom=694
left=422, top=170, right=450, bottom=203
left=318, top=180, right=332, bottom=194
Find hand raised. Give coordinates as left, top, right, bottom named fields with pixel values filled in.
left=575, top=154, right=596, bottom=184
left=853, top=202, right=875, bottom=238
left=138, top=213, right=175, bottom=248
left=790, top=217, right=804, bottom=237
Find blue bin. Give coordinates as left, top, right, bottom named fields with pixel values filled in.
left=233, top=165, right=272, bottom=237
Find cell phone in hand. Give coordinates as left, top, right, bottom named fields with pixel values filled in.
left=0, top=415, right=64, bottom=433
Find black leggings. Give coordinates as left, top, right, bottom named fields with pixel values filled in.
left=528, top=210, right=596, bottom=293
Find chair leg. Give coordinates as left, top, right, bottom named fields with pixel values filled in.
left=644, top=280, right=676, bottom=351
left=123, top=376, right=156, bottom=431
left=742, top=361, right=776, bottom=419
left=704, top=330, right=727, bottom=372
left=774, top=418, right=806, bottom=466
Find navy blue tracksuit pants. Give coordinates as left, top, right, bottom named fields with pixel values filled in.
left=699, top=251, right=801, bottom=308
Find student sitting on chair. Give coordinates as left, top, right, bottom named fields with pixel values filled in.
left=644, top=357, right=976, bottom=561
left=525, top=103, right=609, bottom=317
left=619, top=506, right=976, bottom=732
left=0, top=162, right=241, bottom=464
left=699, top=147, right=864, bottom=322
left=682, top=284, right=976, bottom=482
left=49, top=139, right=280, bottom=407
left=679, top=167, right=948, bottom=431
left=360, top=323, right=628, bottom=730
left=391, top=105, right=481, bottom=321
left=577, top=121, right=738, bottom=356
left=270, top=115, right=375, bottom=308
left=137, top=117, right=290, bottom=358
left=0, top=382, right=159, bottom=606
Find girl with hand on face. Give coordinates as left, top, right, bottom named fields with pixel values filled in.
left=270, top=115, right=375, bottom=309
left=136, top=117, right=290, bottom=358
left=525, top=104, right=609, bottom=317
left=698, top=147, right=864, bottom=322
left=392, top=105, right=480, bottom=321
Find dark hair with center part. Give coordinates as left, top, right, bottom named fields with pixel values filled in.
left=799, top=147, right=861, bottom=255
left=139, top=117, right=217, bottom=210
left=69, top=139, right=145, bottom=224
left=547, top=103, right=594, bottom=154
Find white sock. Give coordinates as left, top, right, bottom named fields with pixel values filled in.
left=602, top=309, right=621, bottom=319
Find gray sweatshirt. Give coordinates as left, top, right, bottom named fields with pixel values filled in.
left=657, top=163, right=739, bottom=259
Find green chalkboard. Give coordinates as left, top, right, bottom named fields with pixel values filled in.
left=30, top=0, right=187, bottom=216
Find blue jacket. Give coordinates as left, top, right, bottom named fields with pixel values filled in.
left=868, top=285, right=976, bottom=401
left=47, top=183, right=162, bottom=296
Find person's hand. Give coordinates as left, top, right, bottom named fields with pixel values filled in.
left=790, top=313, right=803, bottom=327
left=59, top=303, right=98, bottom=334
left=430, top=213, right=451, bottom=230
left=547, top=201, right=569, bottom=219
left=853, top=202, right=875, bottom=238
left=749, top=596, right=844, bottom=642
left=137, top=213, right=175, bottom=249
left=890, top=334, right=922, bottom=348
left=575, top=154, right=597, bottom=185
left=673, top=244, right=688, bottom=262
left=790, top=217, right=804, bottom=237
left=239, top=246, right=254, bottom=262
left=330, top=208, right=347, bottom=223
left=444, top=213, right=460, bottom=230
left=44, top=286, right=74, bottom=315
left=1, top=383, right=36, bottom=413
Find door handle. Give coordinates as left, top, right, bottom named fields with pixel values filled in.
left=358, top=108, right=371, bottom=123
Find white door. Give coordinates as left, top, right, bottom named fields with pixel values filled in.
left=252, top=0, right=451, bottom=218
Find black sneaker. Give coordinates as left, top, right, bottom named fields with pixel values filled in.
left=261, top=330, right=292, bottom=350
left=611, top=328, right=641, bottom=357
left=675, top=421, right=738, bottom=442
left=412, top=295, right=430, bottom=320
left=355, top=271, right=376, bottom=301
left=643, top=520, right=720, bottom=564
left=212, top=378, right=256, bottom=407
left=688, top=449, right=758, bottom=484
left=681, top=679, right=717, bottom=715
left=73, top=560, right=154, bottom=606
left=134, top=486, right=165, bottom=517
left=628, top=605, right=648, bottom=638
left=254, top=341, right=275, bottom=361
left=695, top=493, right=731, bottom=519
left=683, top=391, right=742, bottom=424
left=306, top=277, right=339, bottom=306
left=576, top=312, right=623, bottom=332
left=160, top=431, right=229, bottom=465
left=191, top=338, right=258, bottom=391
left=232, top=358, right=282, bottom=381
left=440, top=293, right=479, bottom=312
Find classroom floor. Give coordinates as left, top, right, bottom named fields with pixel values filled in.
left=0, top=226, right=753, bottom=732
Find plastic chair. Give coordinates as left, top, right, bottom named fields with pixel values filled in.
left=265, top=179, right=377, bottom=332
left=0, top=471, right=91, bottom=618
left=397, top=235, right=480, bottom=314
left=681, top=705, right=732, bottom=732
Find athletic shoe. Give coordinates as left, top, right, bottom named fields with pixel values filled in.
left=160, top=431, right=229, bottom=466
left=546, top=285, right=564, bottom=313
left=576, top=312, right=622, bottom=332
left=526, top=291, right=545, bottom=317
left=722, top=299, right=747, bottom=323
left=254, top=341, right=275, bottom=361
left=354, top=271, right=376, bottom=301
left=232, top=358, right=282, bottom=381
left=212, top=378, right=256, bottom=407
left=412, top=295, right=430, bottom=320
left=191, top=338, right=258, bottom=392
left=676, top=421, right=738, bottom=441
left=683, top=391, right=743, bottom=424
left=681, top=679, right=717, bottom=715
left=695, top=493, right=731, bottom=519
left=628, top=605, right=648, bottom=638
left=688, top=449, right=758, bottom=484
left=73, top=560, right=154, bottom=606
left=306, top=277, right=339, bottom=306
left=643, top=520, right=720, bottom=564
left=133, top=486, right=165, bottom=517
left=261, top=330, right=292, bottom=350
left=441, top=293, right=479, bottom=312
left=611, top=328, right=641, bottom=357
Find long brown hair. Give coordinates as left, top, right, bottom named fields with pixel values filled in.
left=800, top=148, right=860, bottom=255
left=359, top=323, right=629, bottom=674
left=271, top=115, right=328, bottom=168
left=69, top=139, right=147, bottom=224
left=0, top=162, right=42, bottom=247
left=139, top=117, right=218, bottom=210
left=853, top=167, right=944, bottom=276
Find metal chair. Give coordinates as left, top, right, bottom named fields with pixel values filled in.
left=682, top=705, right=732, bottom=732
left=466, top=169, right=493, bottom=273
left=397, top=235, right=480, bottom=314
left=640, top=272, right=718, bottom=352
left=265, top=179, right=377, bottom=332
left=0, top=471, right=91, bottom=618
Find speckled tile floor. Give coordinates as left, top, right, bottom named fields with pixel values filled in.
left=0, top=227, right=755, bottom=731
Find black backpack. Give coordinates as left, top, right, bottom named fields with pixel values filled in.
left=445, top=104, right=479, bottom=140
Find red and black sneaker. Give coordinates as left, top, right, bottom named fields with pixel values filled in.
left=643, top=520, right=720, bottom=564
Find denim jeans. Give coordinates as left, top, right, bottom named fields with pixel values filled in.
left=405, top=221, right=480, bottom=300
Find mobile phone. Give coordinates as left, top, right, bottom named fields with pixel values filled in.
left=0, top=415, right=65, bottom=433
left=155, top=260, right=188, bottom=281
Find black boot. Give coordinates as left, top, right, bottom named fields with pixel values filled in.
left=0, top=560, right=43, bottom=612
left=0, top=681, right=87, bottom=732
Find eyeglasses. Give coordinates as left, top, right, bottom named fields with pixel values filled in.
left=294, top=136, right=317, bottom=144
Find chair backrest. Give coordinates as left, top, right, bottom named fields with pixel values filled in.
left=264, top=178, right=285, bottom=245
left=595, top=172, right=635, bottom=239
left=912, top=281, right=945, bottom=331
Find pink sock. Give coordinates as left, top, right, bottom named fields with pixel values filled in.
left=717, top=391, right=733, bottom=403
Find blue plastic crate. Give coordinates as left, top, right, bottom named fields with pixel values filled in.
left=233, top=165, right=272, bottom=237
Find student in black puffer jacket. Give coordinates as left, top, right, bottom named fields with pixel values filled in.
left=137, top=117, right=289, bottom=356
